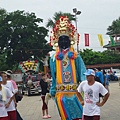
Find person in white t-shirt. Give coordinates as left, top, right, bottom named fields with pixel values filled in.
left=5, top=70, right=18, bottom=94
left=1, top=72, right=17, bottom=120
left=77, top=69, right=110, bottom=120
left=0, top=76, right=14, bottom=120
left=5, top=70, right=23, bottom=120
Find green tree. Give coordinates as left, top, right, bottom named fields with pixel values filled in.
left=80, top=49, right=102, bottom=65
left=0, top=9, right=52, bottom=70
left=46, top=11, right=76, bottom=28
left=106, top=17, right=120, bottom=39
left=80, top=49, right=120, bottom=65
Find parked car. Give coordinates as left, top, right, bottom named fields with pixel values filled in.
left=115, top=73, right=120, bottom=80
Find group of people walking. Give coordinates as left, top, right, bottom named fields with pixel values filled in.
left=0, top=68, right=109, bottom=120
left=0, top=70, right=23, bottom=120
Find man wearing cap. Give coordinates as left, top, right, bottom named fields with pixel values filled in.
left=5, top=70, right=18, bottom=94
left=77, top=69, right=110, bottom=120
left=0, top=76, right=14, bottom=120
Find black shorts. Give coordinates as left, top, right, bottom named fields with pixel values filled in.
left=84, top=115, right=100, bottom=120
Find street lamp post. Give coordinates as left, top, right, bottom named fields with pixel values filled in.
left=73, top=8, right=81, bottom=52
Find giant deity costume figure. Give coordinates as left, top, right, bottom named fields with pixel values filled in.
left=49, top=16, right=86, bottom=120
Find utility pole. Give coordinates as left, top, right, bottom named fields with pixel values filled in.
left=72, top=8, right=81, bottom=52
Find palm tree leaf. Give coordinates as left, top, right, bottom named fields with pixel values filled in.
left=46, top=11, right=76, bottom=28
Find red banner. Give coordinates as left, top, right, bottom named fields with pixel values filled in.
left=84, top=33, right=89, bottom=46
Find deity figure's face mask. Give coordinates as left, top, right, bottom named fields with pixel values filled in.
left=58, top=35, right=70, bottom=49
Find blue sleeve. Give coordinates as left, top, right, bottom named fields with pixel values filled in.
left=75, top=54, right=86, bottom=83
left=97, top=72, right=104, bottom=84
left=49, top=56, right=56, bottom=96
left=100, top=72, right=104, bottom=84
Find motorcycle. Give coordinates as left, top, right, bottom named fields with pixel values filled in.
left=108, top=73, right=118, bottom=81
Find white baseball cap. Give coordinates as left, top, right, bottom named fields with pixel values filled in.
left=84, top=69, right=95, bottom=76
left=3, top=70, right=13, bottom=76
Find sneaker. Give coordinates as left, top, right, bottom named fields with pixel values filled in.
left=47, top=115, right=51, bottom=118
left=42, top=116, right=48, bottom=119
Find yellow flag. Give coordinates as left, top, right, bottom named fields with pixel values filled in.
left=98, top=34, right=104, bottom=46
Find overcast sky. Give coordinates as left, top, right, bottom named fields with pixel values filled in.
left=0, top=0, right=120, bottom=52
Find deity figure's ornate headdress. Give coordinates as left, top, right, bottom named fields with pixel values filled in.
left=50, top=16, right=79, bottom=47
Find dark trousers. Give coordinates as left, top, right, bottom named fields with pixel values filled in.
left=16, top=110, right=23, bottom=120
left=84, top=115, right=100, bottom=120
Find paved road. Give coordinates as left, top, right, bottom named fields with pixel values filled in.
left=17, top=81, right=120, bottom=120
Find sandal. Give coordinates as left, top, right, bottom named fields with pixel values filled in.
left=42, top=115, right=48, bottom=119
left=47, top=115, right=51, bottom=118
